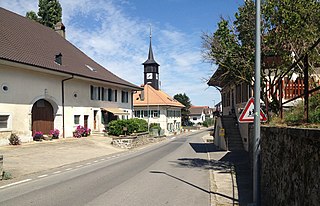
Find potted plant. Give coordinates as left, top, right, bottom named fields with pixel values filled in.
left=33, top=131, right=43, bottom=141
left=50, top=129, right=60, bottom=139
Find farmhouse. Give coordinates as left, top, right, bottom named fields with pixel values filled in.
left=0, top=8, right=140, bottom=145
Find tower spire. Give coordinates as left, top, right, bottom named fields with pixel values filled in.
left=143, top=25, right=159, bottom=66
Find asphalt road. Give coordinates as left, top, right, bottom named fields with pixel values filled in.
left=0, top=130, right=211, bottom=206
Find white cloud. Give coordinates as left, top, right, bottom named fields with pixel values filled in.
left=0, top=0, right=219, bottom=106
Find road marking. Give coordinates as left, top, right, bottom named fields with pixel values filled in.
left=0, top=179, right=32, bottom=189
left=111, top=155, right=116, bottom=158
left=65, top=168, right=72, bottom=171
left=86, top=162, right=91, bottom=165
left=171, top=136, right=176, bottom=140
left=93, top=160, right=98, bottom=163
left=37, top=174, right=48, bottom=178
left=76, top=165, right=83, bottom=168
left=100, top=158, right=105, bottom=161
left=53, top=171, right=61, bottom=174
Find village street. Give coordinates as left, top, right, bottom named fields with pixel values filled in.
left=0, top=129, right=244, bottom=206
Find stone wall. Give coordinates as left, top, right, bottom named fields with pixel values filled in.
left=260, top=126, right=320, bottom=206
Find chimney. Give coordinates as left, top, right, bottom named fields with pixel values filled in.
left=55, top=53, right=62, bottom=65
left=54, top=22, right=66, bottom=38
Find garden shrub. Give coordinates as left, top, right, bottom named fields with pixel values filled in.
left=203, top=118, right=214, bottom=127
left=108, top=118, right=148, bottom=136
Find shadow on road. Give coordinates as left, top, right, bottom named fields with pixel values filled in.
left=169, top=142, right=252, bottom=206
left=149, top=170, right=238, bottom=202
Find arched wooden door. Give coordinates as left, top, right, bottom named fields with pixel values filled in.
left=32, top=99, right=54, bottom=135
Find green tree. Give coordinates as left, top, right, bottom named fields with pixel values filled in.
left=26, top=0, right=62, bottom=29
left=173, top=93, right=191, bottom=126
left=202, top=0, right=320, bottom=114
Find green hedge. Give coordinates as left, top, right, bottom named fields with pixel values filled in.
left=107, top=118, right=148, bottom=136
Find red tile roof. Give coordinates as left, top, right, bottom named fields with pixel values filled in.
left=133, top=84, right=184, bottom=108
left=0, top=8, right=140, bottom=90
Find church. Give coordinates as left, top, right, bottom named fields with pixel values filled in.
left=133, top=32, right=184, bottom=136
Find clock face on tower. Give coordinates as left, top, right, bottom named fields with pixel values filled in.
left=146, top=73, right=153, bottom=79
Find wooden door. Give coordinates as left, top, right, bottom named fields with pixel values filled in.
left=93, top=110, right=98, bottom=130
left=84, top=115, right=89, bottom=128
left=32, top=99, right=54, bottom=135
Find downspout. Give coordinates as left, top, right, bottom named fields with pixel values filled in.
left=62, top=75, right=74, bottom=138
left=131, top=91, right=135, bottom=119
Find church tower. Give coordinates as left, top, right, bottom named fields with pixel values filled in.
left=143, top=27, right=160, bottom=90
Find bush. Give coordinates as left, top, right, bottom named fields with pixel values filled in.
left=203, top=118, right=214, bottom=127
left=281, top=93, right=320, bottom=125
left=108, top=118, right=148, bottom=136
left=8, top=133, right=21, bottom=145
left=150, top=123, right=161, bottom=131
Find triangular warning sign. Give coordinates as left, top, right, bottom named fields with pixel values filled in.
left=238, top=97, right=267, bottom=123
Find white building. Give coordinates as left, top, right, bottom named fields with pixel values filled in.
left=133, top=84, right=184, bottom=136
left=0, top=8, right=140, bottom=145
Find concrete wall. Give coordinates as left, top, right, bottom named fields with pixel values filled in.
left=213, top=117, right=227, bottom=150
left=260, top=126, right=320, bottom=206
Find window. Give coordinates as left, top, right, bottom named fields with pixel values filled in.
left=152, top=110, right=160, bottom=118
left=103, top=88, right=108, bottom=101
left=121, top=91, right=129, bottom=103
left=143, top=110, right=148, bottom=117
left=114, top=90, right=117, bottom=102
left=193, top=117, right=197, bottom=121
left=242, top=83, right=249, bottom=102
left=236, top=84, right=241, bottom=104
left=74, top=115, right=80, bottom=124
left=0, top=115, right=9, bottom=129
left=90, top=86, right=99, bottom=100
left=226, top=91, right=231, bottom=106
left=108, top=89, right=113, bottom=101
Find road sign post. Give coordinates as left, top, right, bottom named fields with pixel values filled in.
left=238, top=97, right=267, bottom=123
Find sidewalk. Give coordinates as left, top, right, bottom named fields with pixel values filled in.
left=0, top=135, right=125, bottom=180
left=202, top=133, right=252, bottom=206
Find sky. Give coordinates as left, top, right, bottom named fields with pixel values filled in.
left=0, top=0, right=244, bottom=107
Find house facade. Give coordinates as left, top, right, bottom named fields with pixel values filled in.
left=189, top=106, right=207, bottom=125
left=0, top=8, right=140, bottom=145
left=133, top=85, right=184, bottom=136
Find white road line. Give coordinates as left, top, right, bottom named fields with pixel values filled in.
left=0, top=179, right=32, bottom=189
left=37, top=174, right=48, bottom=178
left=100, top=158, right=105, bottom=161
left=53, top=171, right=61, bottom=174
left=171, top=136, right=176, bottom=140
left=93, top=160, right=98, bottom=163
left=76, top=165, right=83, bottom=168
left=111, top=156, right=116, bottom=158
left=65, top=168, right=72, bottom=171
left=86, top=162, right=91, bottom=165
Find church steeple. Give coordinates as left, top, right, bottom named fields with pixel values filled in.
left=143, top=27, right=159, bottom=66
left=143, top=26, right=160, bottom=90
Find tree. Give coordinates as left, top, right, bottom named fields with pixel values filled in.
left=173, top=93, right=191, bottom=126
left=26, top=0, right=62, bottom=29
left=202, top=0, right=320, bottom=114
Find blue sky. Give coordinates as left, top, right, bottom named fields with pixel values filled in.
left=0, top=0, right=244, bottom=107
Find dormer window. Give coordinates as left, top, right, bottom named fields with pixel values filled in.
left=55, top=53, right=62, bottom=65
left=86, top=65, right=97, bottom=72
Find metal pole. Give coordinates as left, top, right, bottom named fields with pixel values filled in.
left=254, top=0, right=261, bottom=205
left=303, top=54, right=309, bottom=122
